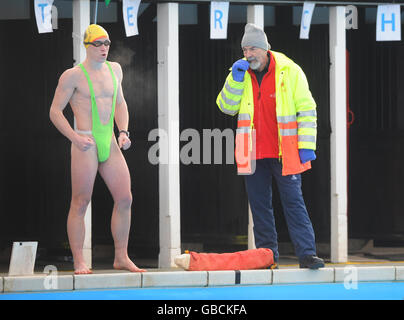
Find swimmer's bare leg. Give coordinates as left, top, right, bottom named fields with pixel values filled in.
left=98, top=140, right=146, bottom=272
left=67, top=141, right=98, bottom=274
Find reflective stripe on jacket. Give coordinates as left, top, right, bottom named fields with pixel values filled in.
left=216, top=50, right=317, bottom=176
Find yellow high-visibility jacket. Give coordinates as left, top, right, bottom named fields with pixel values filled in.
left=216, top=51, right=317, bottom=176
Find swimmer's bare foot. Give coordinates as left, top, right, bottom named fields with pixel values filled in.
left=113, top=257, right=147, bottom=273
left=74, top=262, right=92, bottom=275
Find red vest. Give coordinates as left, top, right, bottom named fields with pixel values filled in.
left=247, top=52, right=278, bottom=159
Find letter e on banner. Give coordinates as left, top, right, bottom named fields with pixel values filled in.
left=210, top=1, right=229, bottom=39
left=123, top=0, right=141, bottom=37
left=34, top=0, right=54, bottom=33
left=376, top=4, right=401, bottom=41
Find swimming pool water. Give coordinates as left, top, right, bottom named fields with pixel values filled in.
left=1, top=282, right=404, bottom=300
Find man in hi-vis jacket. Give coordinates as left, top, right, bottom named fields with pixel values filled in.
left=216, top=23, right=324, bottom=269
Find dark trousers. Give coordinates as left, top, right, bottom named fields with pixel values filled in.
left=244, top=158, right=316, bottom=262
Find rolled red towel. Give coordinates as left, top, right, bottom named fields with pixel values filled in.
left=177, top=248, right=274, bottom=271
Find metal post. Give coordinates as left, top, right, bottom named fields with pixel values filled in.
left=94, top=0, right=98, bottom=24
left=329, top=6, right=348, bottom=263
left=157, top=2, right=181, bottom=268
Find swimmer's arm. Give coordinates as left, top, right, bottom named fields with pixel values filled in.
left=113, top=62, right=130, bottom=134
left=49, top=69, right=80, bottom=143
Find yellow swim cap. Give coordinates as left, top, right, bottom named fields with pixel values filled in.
left=83, top=24, right=109, bottom=48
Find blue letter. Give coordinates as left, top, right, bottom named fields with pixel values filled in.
left=214, top=10, right=223, bottom=29
left=303, top=10, right=309, bottom=29
left=38, top=3, right=48, bottom=23
left=381, top=13, right=395, bottom=32
left=127, top=7, right=134, bottom=26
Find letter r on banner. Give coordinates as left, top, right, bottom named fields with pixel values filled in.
left=123, top=0, right=141, bottom=37
left=376, top=5, right=401, bottom=41
left=210, top=1, right=229, bottom=39
left=215, top=10, right=223, bottom=29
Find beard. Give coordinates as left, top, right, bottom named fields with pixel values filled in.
left=248, top=58, right=261, bottom=70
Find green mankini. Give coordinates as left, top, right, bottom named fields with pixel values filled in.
left=78, top=61, right=117, bottom=162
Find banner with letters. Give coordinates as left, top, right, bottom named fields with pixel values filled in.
left=34, top=0, right=54, bottom=34
left=300, top=2, right=315, bottom=39
left=123, top=0, right=141, bottom=37
left=376, top=4, right=401, bottom=41
left=210, top=1, right=229, bottom=39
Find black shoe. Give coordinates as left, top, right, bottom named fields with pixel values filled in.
left=299, top=255, right=324, bottom=269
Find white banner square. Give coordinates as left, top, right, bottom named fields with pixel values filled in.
left=210, top=1, right=229, bottom=39
left=376, top=5, right=401, bottom=41
left=34, top=0, right=54, bottom=34
left=123, top=0, right=141, bottom=37
left=300, top=2, right=315, bottom=39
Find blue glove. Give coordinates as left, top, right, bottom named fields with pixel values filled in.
left=232, top=59, right=250, bottom=82
left=299, top=149, right=316, bottom=164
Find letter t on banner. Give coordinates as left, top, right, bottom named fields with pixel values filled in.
left=123, top=0, right=141, bottom=37
left=376, top=5, right=401, bottom=41
left=300, top=2, right=315, bottom=39
left=34, top=0, right=54, bottom=33
left=210, top=1, right=229, bottom=39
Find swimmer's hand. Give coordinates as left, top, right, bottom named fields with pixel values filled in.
left=118, top=133, right=131, bottom=150
left=73, top=135, right=95, bottom=152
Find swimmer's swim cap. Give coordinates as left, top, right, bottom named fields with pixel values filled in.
left=83, top=24, right=109, bottom=48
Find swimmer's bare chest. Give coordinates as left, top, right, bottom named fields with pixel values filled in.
left=69, top=66, right=115, bottom=130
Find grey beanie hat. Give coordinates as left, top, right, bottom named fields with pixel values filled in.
left=241, top=23, right=270, bottom=51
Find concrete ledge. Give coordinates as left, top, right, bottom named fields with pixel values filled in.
left=207, top=270, right=273, bottom=286
left=240, top=269, right=272, bottom=285
left=335, top=266, right=396, bottom=282
left=208, top=271, right=236, bottom=286
left=74, top=273, right=141, bottom=290
left=142, top=271, right=207, bottom=288
left=3, top=275, right=73, bottom=293
left=273, top=268, right=334, bottom=284
left=396, top=266, right=404, bottom=281
left=1, top=266, right=403, bottom=294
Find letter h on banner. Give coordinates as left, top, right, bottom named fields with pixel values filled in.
left=376, top=4, right=401, bottom=41
left=210, top=1, right=230, bottom=39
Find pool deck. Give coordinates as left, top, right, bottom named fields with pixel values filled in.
left=1, top=254, right=404, bottom=294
